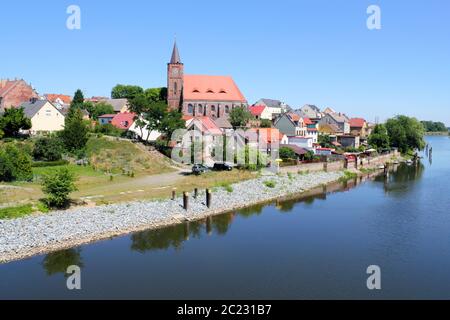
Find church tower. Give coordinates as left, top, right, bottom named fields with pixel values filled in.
left=167, top=41, right=184, bottom=110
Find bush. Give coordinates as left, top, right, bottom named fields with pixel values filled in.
left=279, top=147, right=296, bottom=160
left=0, top=144, right=33, bottom=182
left=264, top=180, right=276, bottom=188
left=93, top=123, right=125, bottom=137
left=33, top=136, right=64, bottom=161
left=41, top=167, right=78, bottom=208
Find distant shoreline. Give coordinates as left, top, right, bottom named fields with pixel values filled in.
left=425, top=132, right=449, bottom=136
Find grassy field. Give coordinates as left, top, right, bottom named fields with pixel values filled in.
left=1, top=136, right=256, bottom=213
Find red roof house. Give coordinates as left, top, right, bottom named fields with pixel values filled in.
left=111, top=112, right=136, bottom=130
left=249, top=105, right=266, bottom=117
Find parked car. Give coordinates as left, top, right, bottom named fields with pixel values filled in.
left=192, top=164, right=210, bottom=175
left=213, top=162, right=233, bottom=171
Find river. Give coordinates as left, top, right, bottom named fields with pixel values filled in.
left=0, top=136, right=449, bottom=299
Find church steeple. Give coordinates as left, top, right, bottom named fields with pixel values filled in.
left=167, top=40, right=184, bottom=110
left=170, top=41, right=181, bottom=64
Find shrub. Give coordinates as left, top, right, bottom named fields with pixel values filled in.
left=279, top=147, right=296, bottom=160
left=264, top=180, right=276, bottom=188
left=0, top=144, right=33, bottom=182
left=0, top=204, right=34, bottom=219
left=41, top=167, right=78, bottom=208
left=32, top=160, right=70, bottom=168
left=93, top=123, right=125, bottom=137
left=216, top=181, right=233, bottom=193
left=33, top=136, right=64, bottom=161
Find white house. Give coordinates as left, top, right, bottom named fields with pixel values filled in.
left=128, top=117, right=162, bottom=141
left=287, top=136, right=314, bottom=150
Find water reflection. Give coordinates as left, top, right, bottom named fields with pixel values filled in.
left=42, top=248, right=83, bottom=276
left=41, top=163, right=422, bottom=272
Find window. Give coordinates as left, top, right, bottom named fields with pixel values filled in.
left=198, top=104, right=203, bottom=114
left=219, top=89, right=227, bottom=94
left=225, top=105, right=230, bottom=113
left=206, top=89, right=214, bottom=94
left=174, top=82, right=178, bottom=95
left=188, top=104, right=194, bottom=114
left=211, top=105, right=216, bottom=112
left=45, top=110, right=52, bottom=116
left=193, top=89, right=200, bottom=93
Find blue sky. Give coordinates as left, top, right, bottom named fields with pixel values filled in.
left=1, top=0, right=449, bottom=124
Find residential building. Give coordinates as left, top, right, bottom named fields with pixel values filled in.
left=338, top=135, right=361, bottom=149
left=299, top=104, right=322, bottom=120
left=249, top=105, right=273, bottom=120
left=98, top=114, right=115, bottom=125
left=247, top=128, right=288, bottom=154
left=323, top=107, right=336, bottom=115
left=318, top=123, right=342, bottom=135
left=20, top=100, right=64, bottom=134
left=97, top=98, right=130, bottom=113
left=111, top=112, right=136, bottom=130
left=319, top=113, right=350, bottom=134
left=167, top=42, right=248, bottom=118
left=274, top=113, right=307, bottom=137
left=0, top=79, right=38, bottom=111
left=253, top=98, right=290, bottom=118
left=45, top=94, right=72, bottom=108
left=287, top=136, right=314, bottom=149
left=349, top=118, right=368, bottom=137
left=128, top=119, right=161, bottom=142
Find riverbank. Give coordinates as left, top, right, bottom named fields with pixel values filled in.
left=0, top=170, right=345, bottom=263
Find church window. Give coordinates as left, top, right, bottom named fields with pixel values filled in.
left=198, top=104, right=203, bottom=114
left=225, top=105, right=230, bottom=113
left=211, top=105, right=216, bottom=112
left=206, top=89, right=214, bottom=94
left=174, top=82, right=178, bottom=94
left=188, top=104, right=194, bottom=114
left=219, top=89, right=227, bottom=94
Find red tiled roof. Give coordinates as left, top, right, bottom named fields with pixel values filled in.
left=349, top=118, right=366, bottom=128
left=287, top=112, right=300, bottom=122
left=303, top=117, right=313, bottom=125
left=249, top=105, right=266, bottom=116
left=248, top=128, right=284, bottom=144
left=190, top=117, right=222, bottom=135
left=45, top=94, right=72, bottom=104
left=183, top=75, right=246, bottom=102
left=111, top=112, right=136, bottom=130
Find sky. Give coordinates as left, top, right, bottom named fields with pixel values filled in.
left=0, top=0, right=449, bottom=124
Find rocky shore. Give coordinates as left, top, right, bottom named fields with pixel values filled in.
left=0, top=170, right=343, bottom=263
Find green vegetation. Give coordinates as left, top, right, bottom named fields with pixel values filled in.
left=0, top=144, right=33, bottom=182
left=298, top=170, right=310, bottom=175
left=60, top=108, right=89, bottom=153
left=421, top=121, right=448, bottom=133
left=0, top=107, right=32, bottom=137
left=264, top=180, right=276, bottom=188
left=318, top=134, right=333, bottom=148
left=368, top=124, right=390, bottom=152
left=216, top=181, right=233, bottom=193
left=41, top=167, right=78, bottom=208
left=33, top=136, right=64, bottom=161
left=259, top=119, right=272, bottom=128
left=93, top=123, right=125, bottom=137
left=111, top=84, right=144, bottom=100
left=339, top=170, right=358, bottom=183
left=236, top=145, right=268, bottom=171
left=287, top=172, right=294, bottom=180
left=229, top=106, right=253, bottom=129
left=386, top=115, right=425, bottom=153
left=279, top=146, right=296, bottom=160
left=0, top=204, right=34, bottom=219
left=85, top=101, right=115, bottom=120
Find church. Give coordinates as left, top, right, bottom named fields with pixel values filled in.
left=167, top=42, right=248, bottom=118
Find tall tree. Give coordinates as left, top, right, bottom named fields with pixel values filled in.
left=71, top=89, right=84, bottom=107
left=368, top=124, right=390, bottom=152
left=0, top=107, right=32, bottom=137
left=60, top=108, right=89, bottom=152
left=386, top=115, right=425, bottom=153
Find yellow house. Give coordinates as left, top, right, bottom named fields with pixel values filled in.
left=21, top=100, right=65, bottom=134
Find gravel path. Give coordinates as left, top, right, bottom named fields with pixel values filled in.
left=0, top=171, right=343, bottom=263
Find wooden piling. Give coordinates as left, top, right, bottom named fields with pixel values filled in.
left=171, top=188, right=176, bottom=201
left=194, top=188, right=198, bottom=199
left=206, top=189, right=212, bottom=208
left=183, top=192, right=189, bottom=210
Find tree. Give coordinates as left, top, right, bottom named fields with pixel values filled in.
left=386, top=115, right=425, bottom=153
left=33, top=136, right=64, bottom=161
left=111, top=84, right=144, bottom=100
left=318, top=134, right=333, bottom=148
left=71, top=89, right=84, bottom=108
left=41, top=167, right=77, bottom=208
left=368, top=124, right=390, bottom=152
left=260, top=119, right=272, bottom=128
left=421, top=121, right=448, bottom=132
left=143, top=101, right=168, bottom=139
left=86, top=102, right=114, bottom=120
left=0, top=107, right=32, bottom=137
left=60, top=108, right=89, bottom=152
left=279, top=147, right=296, bottom=160
left=160, top=109, right=185, bottom=140
left=0, top=144, right=33, bottom=182
left=229, top=106, right=253, bottom=129
left=144, top=87, right=167, bottom=103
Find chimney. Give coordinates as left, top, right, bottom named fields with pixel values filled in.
left=30, top=97, right=38, bottom=104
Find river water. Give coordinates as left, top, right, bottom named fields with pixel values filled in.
left=0, top=136, right=449, bottom=299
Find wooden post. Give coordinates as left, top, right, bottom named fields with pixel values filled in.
left=206, top=216, right=212, bottom=235
left=206, top=189, right=212, bottom=208
left=344, top=158, right=348, bottom=169
left=183, top=192, right=189, bottom=210
left=172, top=188, right=176, bottom=201
left=355, top=156, right=359, bottom=170
left=323, top=161, right=328, bottom=172
left=194, top=188, right=198, bottom=199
